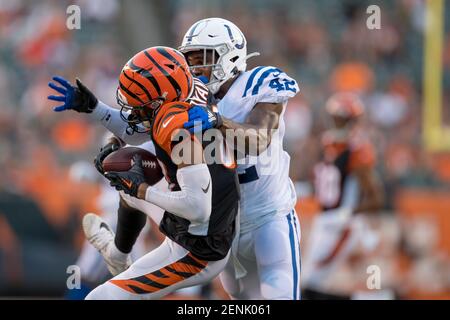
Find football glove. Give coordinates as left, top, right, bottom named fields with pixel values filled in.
left=183, top=105, right=223, bottom=134
left=104, top=154, right=146, bottom=198
left=94, top=138, right=121, bottom=176
left=48, top=76, right=98, bottom=113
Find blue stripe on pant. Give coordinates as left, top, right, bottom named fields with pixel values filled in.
left=293, top=211, right=302, bottom=299
left=287, top=210, right=301, bottom=300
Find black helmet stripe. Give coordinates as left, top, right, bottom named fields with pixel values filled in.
left=143, top=50, right=182, bottom=99
left=122, top=71, right=152, bottom=102
left=156, top=47, right=185, bottom=70
left=156, top=47, right=191, bottom=93
left=128, top=59, right=162, bottom=97
left=119, top=80, right=145, bottom=104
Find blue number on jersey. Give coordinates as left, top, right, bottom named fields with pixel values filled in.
left=282, top=79, right=297, bottom=93
left=269, top=78, right=285, bottom=92
left=243, top=67, right=298, bottom=97
left=269, top=78, right=297, bottom=93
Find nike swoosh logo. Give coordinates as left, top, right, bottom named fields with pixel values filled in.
left=162, top=116, right=175, bottom=128
left=121, top=178, right=133, bottom=190
left=99, top=222, right=110, bottom=231
left=201, top=180, right=210, bottom=193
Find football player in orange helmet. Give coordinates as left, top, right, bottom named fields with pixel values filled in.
left=115, top=47, right=194, bottom=133
left=49, top=46, right=239, bottom=300
left=302, top=92, right=384, bottom=300
left=48, top=47, right=218, bottom=298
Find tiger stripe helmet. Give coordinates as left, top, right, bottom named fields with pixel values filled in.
left=117, top=46, right=194, bottom=130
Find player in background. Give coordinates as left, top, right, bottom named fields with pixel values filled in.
left=48, top=47, right=209, bottom=279
left=301, top=93, right=384, bottom=300
left=179, top=18, right=301, bottom=300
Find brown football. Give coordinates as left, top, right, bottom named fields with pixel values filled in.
left=102, top=147, right=164, bottom=186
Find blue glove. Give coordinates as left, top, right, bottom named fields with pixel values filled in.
left=197, top=75, right=209, bottom=84
left=184, top=105, right=223, bottom=134
left=48, top=76, right=98, bottom=113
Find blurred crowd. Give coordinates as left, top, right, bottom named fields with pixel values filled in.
left=0, top=0, right=449, bottom=298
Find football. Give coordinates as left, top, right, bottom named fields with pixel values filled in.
left=102, top=146, right=164, bottom=185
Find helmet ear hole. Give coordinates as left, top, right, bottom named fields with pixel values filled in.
left=230, top=56, right=239, bottom=63
left=165, top=64, right=175, bottom=70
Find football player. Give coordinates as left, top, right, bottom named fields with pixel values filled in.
left=48, top=47, right=209, bottom=281
left=49, top=47, right=239, bottom=299
left=301, top=93, right=384, bottom=299
left=179, top=18, right=301, bottom=300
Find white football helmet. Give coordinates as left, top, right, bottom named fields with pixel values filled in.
left=179, top=17, right=259, bottom=94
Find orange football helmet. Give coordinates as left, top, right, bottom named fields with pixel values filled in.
left=117, top=46, right=193, bottom=132
left=323, top=92, right=365, bottom=144
left=325, top=92, right=364, bottom=119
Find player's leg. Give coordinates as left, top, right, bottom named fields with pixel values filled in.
left=86, top=238, right=230, bottom=300
left=83, top=179, right=167, bottom=275
left=114, top=196, right=148, bottom=255
left=254, top=210, right=301, bottom=300
left=301, top=208, right=359, bottom=299
left=219, top=233, right=262, bottom=300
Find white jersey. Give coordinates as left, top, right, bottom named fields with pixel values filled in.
left=217, top=66, right=299, bottom=232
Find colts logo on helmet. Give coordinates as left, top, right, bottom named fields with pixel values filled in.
left=224, top=24, right=245, bottom=49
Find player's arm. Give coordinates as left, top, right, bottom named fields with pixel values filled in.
left=142, top=136, right=212, bottom=223
left=184, top=67, right=298, bottom=156
left=353, top=167, right=384, bottom=213
left=47, top=76, right=148, bottom=145
left=222, top=102, right=283, bottom=156
left=105, top=130, right=212, bottom=224
left=184, top=103, right=282, bottom=156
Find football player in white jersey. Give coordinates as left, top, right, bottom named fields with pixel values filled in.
left=179, top=18, right=301, bottom=300
left=48, top=21, right=301, bottom=299
left=301, top=93, right=384, bottom=299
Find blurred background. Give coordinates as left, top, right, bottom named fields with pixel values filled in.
left=0, top=0, right=449, bottom=299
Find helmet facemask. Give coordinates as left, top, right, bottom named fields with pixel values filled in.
left=117, top=88, right=168, bottom=133
left=182, top=44, right=237, bottom=94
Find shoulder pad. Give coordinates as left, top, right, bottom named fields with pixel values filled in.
left=153, top=102, right=190, bottom=154
left=241, top=66, right=299, bottom=103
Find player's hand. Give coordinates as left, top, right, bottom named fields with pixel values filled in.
left=184, top=105, right=223, bottom=133
left=94, top=139, right=121, bottom=176
left=48, top=76, right=98, bottom=113
left=104, top=154, right=147, bottom=198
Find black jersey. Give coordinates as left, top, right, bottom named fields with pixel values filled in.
left=150, top=101, right=239, bottom=261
